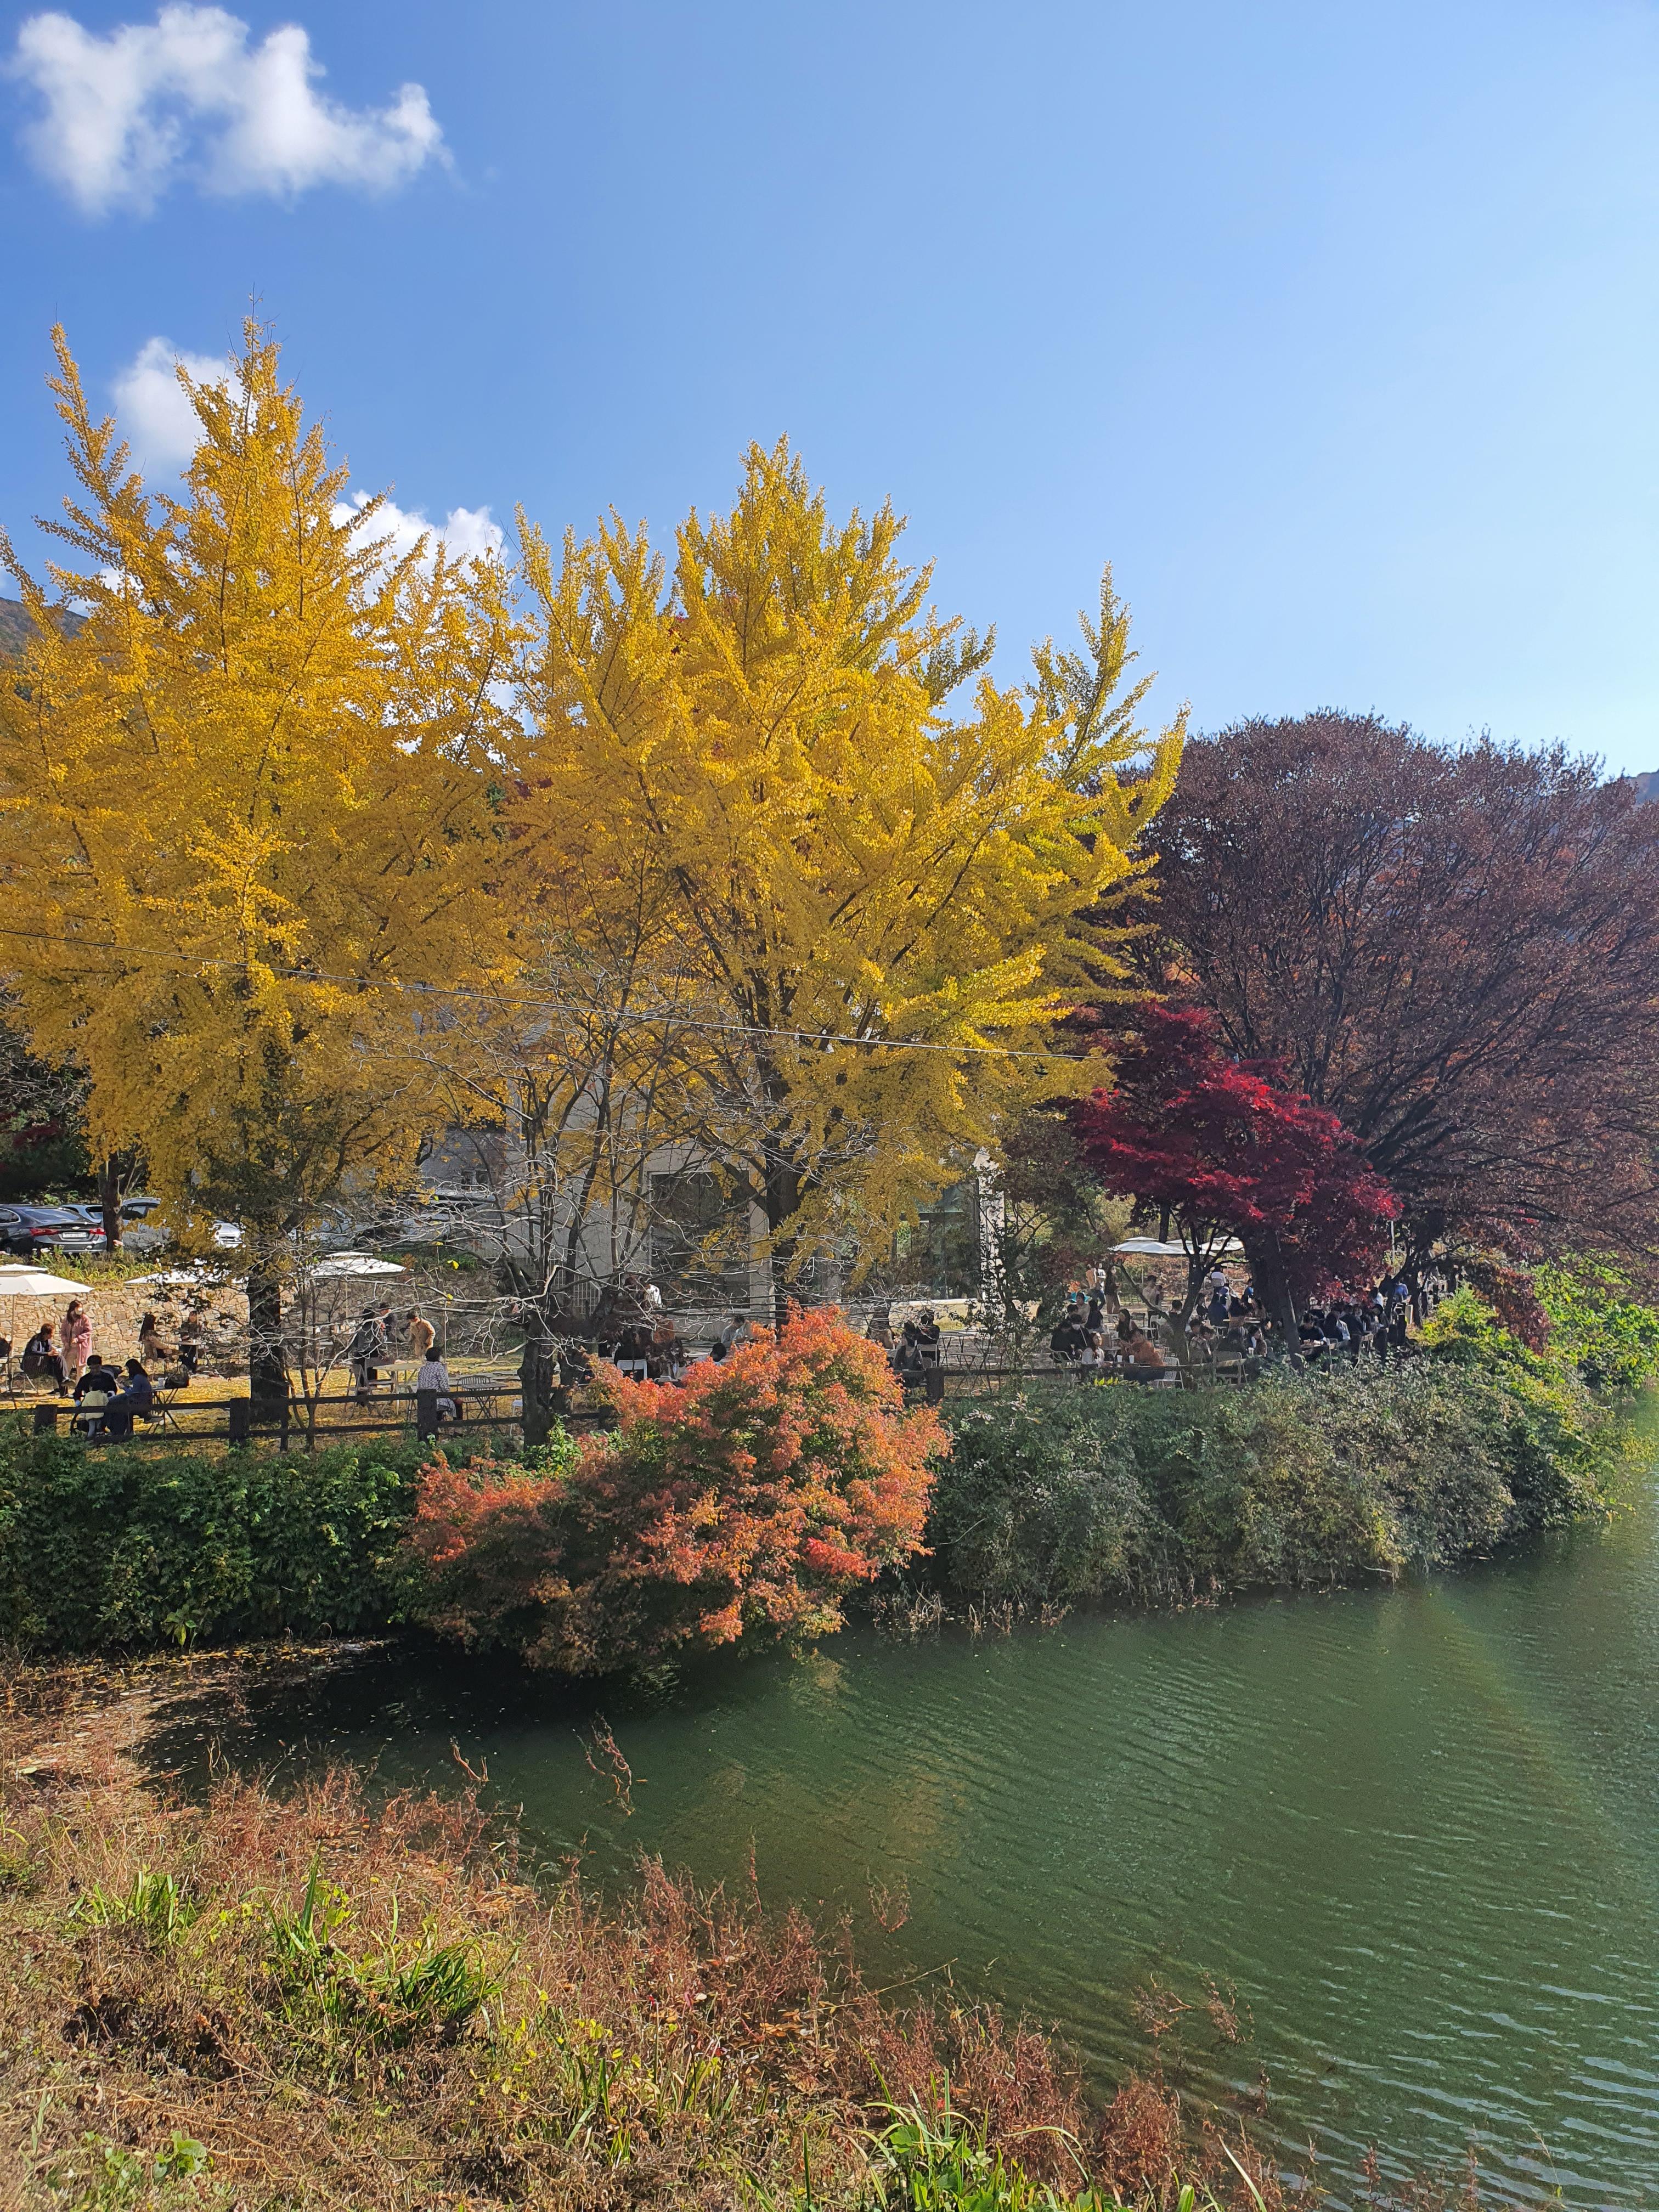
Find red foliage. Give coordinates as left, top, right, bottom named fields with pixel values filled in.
left=398, top=1306, right=942, bottom=1674
left=1460, top=1257, right=1553, bottom=1353
left=1143, top=715, right=1659, bottom=1273
left=1073, top=1003, right=1400, bottom=1304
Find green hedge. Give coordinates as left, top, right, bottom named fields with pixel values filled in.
left=0, top=1274, right=1643, bottom=1652
left=928, top=1340, right=1626, bottom=1610
left=0, top=1434, right=432, bottom=1650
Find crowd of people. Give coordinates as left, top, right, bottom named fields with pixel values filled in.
left=3, top=1257, right=1451, bottom=1440
left=6, top=1294, right=219, bottom=1408
left=5, top=1301, right=162, bottom=1436
left=1044, top=1262, right=1446, bottom=1381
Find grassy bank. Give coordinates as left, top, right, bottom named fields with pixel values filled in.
left=928, top=1298, right=1632, bottom=1610
left=0, top=1656, right=1517, bottom=2209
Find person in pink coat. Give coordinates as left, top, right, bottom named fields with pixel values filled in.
left=63, top=1298, right=93, bottom=1388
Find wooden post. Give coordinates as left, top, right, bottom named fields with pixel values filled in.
left=32, top=1403, right=58, bottom=1434
left=228, top=1399, right=251, bottom=1445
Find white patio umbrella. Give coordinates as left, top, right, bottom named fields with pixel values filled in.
left=0, top=1264, right=90, bottom=1297
left=1111, top=1237, right=1245, bottom=1259
left=307, top=1252, right=408, bottom=1279
left=300, top=1253, right=410, bottom=1387
left=1, top=1263, right=90, bottom=1394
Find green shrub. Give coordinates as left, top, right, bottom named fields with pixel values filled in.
left=0, top=1433, right=435, bottom=1651
left=930, top=1353, right=1619, bottom=1609
left=397, top=1310, right=941, bottom=1674
left=1534, top=1257, right=1659, bottom=1396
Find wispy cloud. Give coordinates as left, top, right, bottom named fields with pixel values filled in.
left=332, top=492, right=504, bottom=569
left=113, top=334, right=230, bottom=470
left=9, top=4, right=445, bottom=216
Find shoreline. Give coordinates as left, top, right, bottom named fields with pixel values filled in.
left=0, top=1647, right=1544, bottom=2209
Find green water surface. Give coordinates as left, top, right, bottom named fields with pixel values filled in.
left=166, top=1467, right=1659, bottom=2207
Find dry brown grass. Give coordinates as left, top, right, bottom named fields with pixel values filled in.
left=0, top=1654, right=1500, bottom=2211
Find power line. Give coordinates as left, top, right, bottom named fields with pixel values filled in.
left=0, top=924, right=1101, bottom=1067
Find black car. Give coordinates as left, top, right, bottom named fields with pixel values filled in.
left=0, top=1204, right=99, bottom=1257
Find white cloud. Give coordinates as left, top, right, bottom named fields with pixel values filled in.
left=9, top=4, right=445, bottom=216
left=332, top=492, right=504, bottom=569
left=112, top=334, right=230, bottom=470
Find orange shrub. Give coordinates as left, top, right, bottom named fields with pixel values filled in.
left=398, top=1307, right=943, bottom=1673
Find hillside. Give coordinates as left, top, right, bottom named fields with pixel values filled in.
left=0, top=595, right=84, bottom=656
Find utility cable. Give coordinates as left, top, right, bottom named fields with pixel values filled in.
left=0, top=923, right=1102, bottom=1066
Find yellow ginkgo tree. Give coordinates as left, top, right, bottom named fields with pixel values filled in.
left=510, top=440, right=1183, bottom=1322
left=0, top=325, right=515, bottom=1410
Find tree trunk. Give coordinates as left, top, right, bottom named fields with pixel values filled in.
left=762, top=1138, right=803, bottom=1333
left=769, top=1242, right=798, bottom=1332
left=97, top=1157, right=123, bottom=1252
left=518, top=1303, right=558, bottom=1451
left=1245, top=1231, right=1302, bottom=1368
left=245, top=1236, right=289, bottom=1421
left=1178, top=1238, right=1206, bottom=1328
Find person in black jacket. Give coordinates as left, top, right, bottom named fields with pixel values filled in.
left=98, top=1359, right=154, bottom=1439
left=1049, top=1314, right=1087, bottom=1364
left=21, top=1323, right=66, bottom=1391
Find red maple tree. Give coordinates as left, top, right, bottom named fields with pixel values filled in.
left=1071, top=1003, right=1401, bottom=1344
left=1137, top=714, right=1659, bottom=1276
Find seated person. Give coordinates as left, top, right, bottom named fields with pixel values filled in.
left=21, top=1323, right=66, bottom=1391
left=1124, top=1325, right=1166, bottom=1378
left=137, top=1311, right=173, bottom=1370
left=613, top=1324, right=651, bottom=1381
left=98, top=1359, right=154, bottom=1439
left=709, top=1314, right=749, bottom=1363
left=891, top=1323, right=926, bottom=1385
left=177, top=1311, right=207, bottom=1374
left=1048, top=1314, right=1087, bottom=1364
left=557, top=1340, right=595, bottom=1391
left=415, top=1351, right=459, bottom=1424
left=648, top=1322, right=688, bottom=1383
left=73, top=1353, right=120, bottom=1406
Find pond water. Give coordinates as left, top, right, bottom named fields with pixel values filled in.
left=155, top=1452, right=1659, bottom=2208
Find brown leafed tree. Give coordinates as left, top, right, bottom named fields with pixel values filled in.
left=1141, top=712, right=1659, bottom=1276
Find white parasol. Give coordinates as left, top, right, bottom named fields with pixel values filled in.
left=1, top=1263, right=89, bottom=1394
left=0, top=1265, right=91, bottom=1297
left=1112, top=1237, right=1245, bottom=1259
left=307, top=1252, right=408, bottom=1279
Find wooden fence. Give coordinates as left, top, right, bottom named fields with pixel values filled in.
left=3, top=1348, right=1261, bottom=1451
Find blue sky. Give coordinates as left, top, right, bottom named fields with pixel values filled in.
left=2, top=0, right=1657, bottom=769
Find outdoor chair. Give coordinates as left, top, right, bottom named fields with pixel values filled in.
left=140, top=1383, right=184, bottom=1434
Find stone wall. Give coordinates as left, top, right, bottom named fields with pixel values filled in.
left=2, top=1275, right=248, bottom=1377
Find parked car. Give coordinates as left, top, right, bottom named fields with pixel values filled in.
left=108, top=1195, right=170, bottom=1254
left=0, top=1204, right=101, bottom=1257
left=58, top=1203, right=115, bottom=1250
